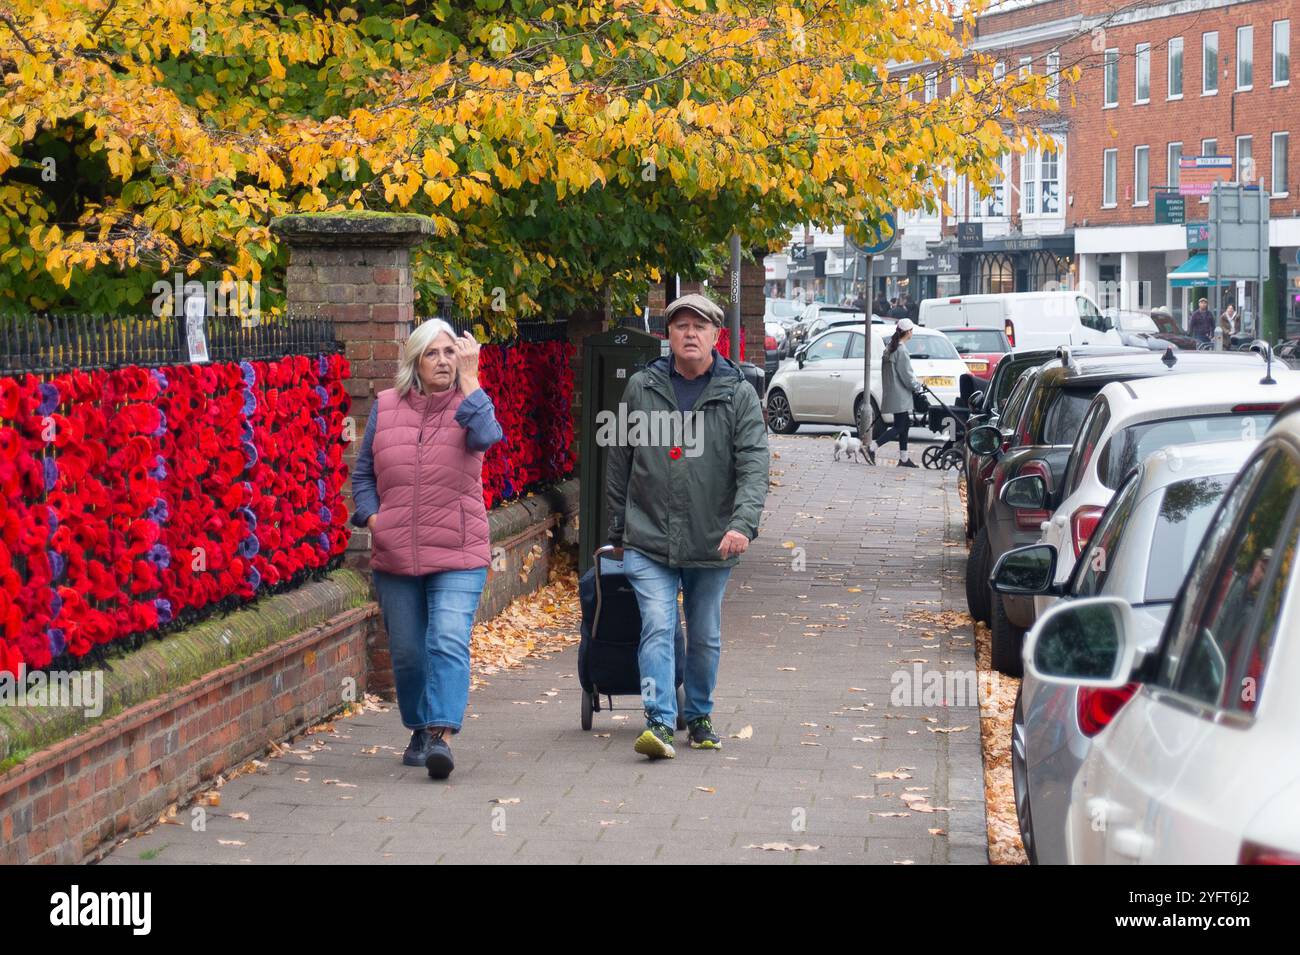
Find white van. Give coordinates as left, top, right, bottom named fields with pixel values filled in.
left=918, top=291, right=1120, bottom=351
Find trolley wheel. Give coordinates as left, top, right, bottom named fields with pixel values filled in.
left=676, top=684, right=687, bottom=731
left=580, top=691, right=593, bottom=731
left=941, top=449, right=965, bottom=471
left=921, top=446, right=941, bottom=469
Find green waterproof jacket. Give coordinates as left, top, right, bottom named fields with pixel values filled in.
left=606, top=351, right=770, bottom=567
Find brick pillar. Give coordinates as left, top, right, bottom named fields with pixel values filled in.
left=271, top=212, right=435, bottom=575
left=742, top=248, right=767, bottom=366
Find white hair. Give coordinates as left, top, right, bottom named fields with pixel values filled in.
left=395, top=318, right=459, bottom=397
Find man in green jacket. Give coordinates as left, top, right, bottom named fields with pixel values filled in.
left=606, top=293, right=770, bottom=759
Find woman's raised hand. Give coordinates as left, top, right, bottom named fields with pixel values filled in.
left=455, top=331, right=481, bottom=394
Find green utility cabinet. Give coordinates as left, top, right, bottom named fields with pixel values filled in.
left=577, top=326, right=662, bottom=575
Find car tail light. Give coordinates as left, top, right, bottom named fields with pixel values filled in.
left=765, top=335, right=777, bottom=351
left=949, top=298, right=962, bottom=304
left=1070, top=505, right=1105, bottom=559
left=1013, top=460, right=1052, bottom=530
left=1239, top=841, right=1300, bottom=864
left=1076, top=683, right=1139, bottom=737
left=1232, top=403, right=1282, bottom=413
left=1004, top=319, right=1016, bottom=348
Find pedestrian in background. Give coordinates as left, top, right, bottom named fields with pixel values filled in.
left=866, top=318, right=924, bottom=468
left=1188, top=297, right=1215, bottom=343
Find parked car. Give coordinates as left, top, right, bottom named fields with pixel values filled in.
left=919, top=290, right=1121, bottom=351
left=764, top=321, right=789, bottom=381
left=965, top=348, right=1276, bottom=670
left=1025, top=396, right=1300, bottom=863
left=765, top=297, right=803, bottom=327
left=1105, top=306, right=1200, bottom=351
left=765, top=323, right=967, bottom=435
left=962, top=348, right=1136, bottom=545
left=991, top=439, right=1257, bottom=863
left=789, top=304, right=870, bottom=347
left=938, top=327, right=1011, bottom=382
left=1025, top=366, right=1300, bottom=621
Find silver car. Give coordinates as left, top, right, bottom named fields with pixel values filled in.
left=990, top=438, right=1258, bottom=864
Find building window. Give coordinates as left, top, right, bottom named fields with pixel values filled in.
left=1103, top=148, right=1118, bottom=207
left=994, top=60, right=1006, bottom=82
left=1275, top=20, right=1291, bottom=85
left=925, top=72, right=938, bottom=102
left=1168, top=142, right=1183, bottom=188
left=950, top=73, right=960, bottom=97
left=1204, top=32, right=1219, bottom=94
left=1104, top=48, right=1119, bottom=106
left=974, top=253, right=1016, bottom=294
left=1023, top=146, right=1060, bottom=216
left=1237, top=135, right=1254, bottom=184
left=1136, top=43, right=1151, bottom=102
left=1028, top=251, right=1070, bottom=291
left=1134, top=145, right=1149, bottom=206
left=978, top=153, right=1009, bottom=217
left=1272, top=132, right=1288, bottom=195
left=1168, top=37, right=1184, bottom=97
left=1019, top=56, right=1033, bottom=79
left=1237, top=25, right=1254, bottom=90
left=1047, top=51, right=1061, bottom=102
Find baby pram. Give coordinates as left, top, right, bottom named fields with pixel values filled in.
left=577, top=545, right=686, bottom=731
left=918, top=377, right=973, bottom=471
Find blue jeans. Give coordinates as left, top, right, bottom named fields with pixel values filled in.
left=622, top=547, right=732, bottom=730
left=372, top=567, right=487, bottom=733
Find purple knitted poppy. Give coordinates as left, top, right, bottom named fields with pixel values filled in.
left=43, top=456, right=57, bottom=492
left=47, top=627, right=66, bottom=657
left=316, top=479, right=327, bottom=500
left=316, top=450, right=326, bottom=469
left=241, top=389, right=257, bottom=416
left=150, top=368, right=169, bottom=392
left=152, top=408, right=168, bottom=437
left=237, top=506, right=257, bottom=530
left=154, top=598, right=173, bottom=625
left=314, top=385, right=328, bottom=407
left=240, top=440, right=258, bottom=467
left=145, top=498, right=169, bottom=523
left=317, top=532, right=330, bottom=552
left=48, top=550, right=65, bottom=580
left=239, top=361, right=256, bottom=387
left=46, top=505, right=58, bottom=538
left=50, top=590, right=63, bottom=616
left=313, top=415, right=326, bottom=437
left=238, top=535, right=259, bottom=559
left=317, top=355, right=329, bottom=377
left=148, top=455, right=167, bottom=480
left=248, top=566, right=262, bottom=590
left=146, top=543, right=171, bottom=568
left=37, top=382, right=59, bottom=416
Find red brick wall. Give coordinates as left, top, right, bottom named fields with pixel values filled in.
left=0, top=607, right=376, bottom=864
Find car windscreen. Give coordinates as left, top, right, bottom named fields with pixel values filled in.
left=767, top=300, right=801, bottom=319
left=942, top=329, right=1008, bottom=354
left=1116, top=312, right=1159, bottom=333
left=1101, top=414, right=1276, bottom=489
left=1144, top=474, right=1234, bottom=603
left=1037, top=386, right=1098, bottom=444
left=905, top=334, right=960, bottom=361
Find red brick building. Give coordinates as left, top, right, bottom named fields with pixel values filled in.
left=889, top=0, right=1299, bottom=336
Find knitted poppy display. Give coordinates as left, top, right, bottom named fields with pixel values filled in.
left=0, top=352, right=352, bottom=675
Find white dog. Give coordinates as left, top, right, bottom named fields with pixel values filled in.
left=832, top=429, right=869, bottom=463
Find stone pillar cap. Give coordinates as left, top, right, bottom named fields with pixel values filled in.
left=271, top=212, right=435, bottom=248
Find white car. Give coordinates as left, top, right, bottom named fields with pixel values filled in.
left=764, top=323, right=968, bottom=434
left=992, top=439, right=1257, bottom=864
left=1025, top=394, right=1300, bottom=864
left=1023, top=365, right=1300, bottom=617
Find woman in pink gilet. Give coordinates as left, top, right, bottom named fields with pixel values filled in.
left=350, top=319, right=503, bottom=780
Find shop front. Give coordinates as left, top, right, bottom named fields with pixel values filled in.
left=957, top=233, right=1074, bottom=295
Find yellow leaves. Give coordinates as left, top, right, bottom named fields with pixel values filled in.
left=267, top=54, right=286, bottom=81
left=423, top=181, right=452, bottom=205
left=580, top=44, right=593, bottom=68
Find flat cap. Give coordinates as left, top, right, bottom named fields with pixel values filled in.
left=663, top=292, right=726, bottom=327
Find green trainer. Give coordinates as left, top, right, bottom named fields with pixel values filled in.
left=633, top=723, right=676, bottom=759
left=688, top=716, right=721, bottom=750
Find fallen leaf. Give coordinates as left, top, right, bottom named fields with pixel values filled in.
left=696, top=787, right=715, bottom=794
left=228, top=812, right=250, bottom=821
left=217, top=839, right=245, bottom=846
left=927, top=725, right=970, bottom=734
left=744, top=843, right=821, bottom=852
left=778, top=667, right=798, bottom=672
left=871, top=812, right=911, bottom=818
left=490, top=797, right=521, bottom=805
left=730, top=725, right=754, bottom=740
left=872, top=770, right=913, bottom=779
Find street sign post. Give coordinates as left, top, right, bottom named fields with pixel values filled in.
left=1207, top=181, right=1270, bottom=339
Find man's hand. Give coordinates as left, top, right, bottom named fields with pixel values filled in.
left=718, top=529, right=749, bottom=558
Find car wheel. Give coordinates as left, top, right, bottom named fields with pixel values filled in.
left=990, top=592, right=1025, bottom=677
left=1011, top=685, right=1038, bottom=865
left=965, top=526, right=992, bottom=624
left=766, top=389, right=800, bottom=434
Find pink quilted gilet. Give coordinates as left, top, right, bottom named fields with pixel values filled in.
left=368, top=386, right=491, bottom=576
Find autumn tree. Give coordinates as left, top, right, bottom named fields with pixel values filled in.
left=0, top=0, right=1069, bottom=334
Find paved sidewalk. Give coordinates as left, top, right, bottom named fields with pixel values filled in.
left=102, top=434, right=984, bottom=865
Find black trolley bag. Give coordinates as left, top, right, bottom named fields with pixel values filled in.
left=577, top=545, right=686, bottom=731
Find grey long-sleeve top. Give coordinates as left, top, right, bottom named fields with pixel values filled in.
left=349, top=388, right=503, bottom=528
